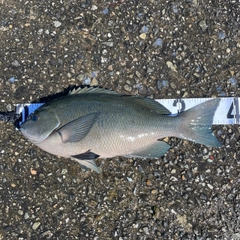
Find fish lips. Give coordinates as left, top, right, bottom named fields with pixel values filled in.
left=20, top=125, right=46, bottom=144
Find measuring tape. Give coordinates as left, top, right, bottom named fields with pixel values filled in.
left=15, top=97, right=240, bottom=126
left=156, top=97, right=239, bottom=125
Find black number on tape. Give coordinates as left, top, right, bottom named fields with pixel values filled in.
left=173, top=99, right=185, bottom=113
left=227, top=102, right=234, bottom=119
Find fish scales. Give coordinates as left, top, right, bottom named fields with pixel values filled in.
left=39, top=94, right=176, bottom=157
left=20, top=87, right=221, bottom=173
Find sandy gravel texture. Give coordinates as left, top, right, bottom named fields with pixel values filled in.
left=0, top=0, right=240, bottom=239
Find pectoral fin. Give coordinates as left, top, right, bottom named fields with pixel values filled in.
left=124, top=141, right=170, bottom=159
left=58, top=112, right=99, bottom=143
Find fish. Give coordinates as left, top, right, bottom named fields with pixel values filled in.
left=20, top=87, right=221, bottom=173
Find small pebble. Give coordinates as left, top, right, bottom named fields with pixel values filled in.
left=38, top=28, right=43, bottom=34
left=24, top=212, right=29, bottom=219
left=30, top=168, right=37, bottom=175
left=199, top=20, right=208, bottom=31
left=166, top=61, right=177, bottom=72
left=139, top=33, right=147, bottom=40
left=101, top=56, right=107, bottom=63
left=157, top=79, right=169, bottom=90
left=91, top=5, right=98, bottom=10
left=90, top=72, right=97, bottom=78
left=61, top=169, right=68, bottom=175
left=124, top=84, right=132, bottom=92
left=102, top=8, right=109, bottom=14
left=53, top=21, right=61, bottom=28
left=127, top=177, right=133, bottom=182
left=18, top=210, right=23, bottom=215
left=172, top=51, right=177, bottom=57
left=83, top=77, right=91, bottom=85
left=229, top=77, right=236, bottom=87
left=11, top=60, right=20, bottom=67
left=153, top=38, right=163, bottom=47
left=147, top=67, right=153, bottom=73
left=9, top=76, right=16, bottom=83
left=207, top=183, right=213, bottom=190
left=151, top=189, right=157, bottom=194
left=218, top=32, right=226, bottom=39
left=226, top=48, right=231, bottom=53
left=140, top=26, right=149, bottom=33
left=102, top=42, right=114, bottom=47
left=172, top=4, right=178, bottom=13
left=170, top=82, right=176, bottom=89
left=146, top=179, right=151, bottom=186
left=6, top=104, right=12, bottom=111
left=91, top=78, right=99, bottom=86
left=138, top=84, right=148, bottom=95
left=143, top=227, right=149, bottom=235
left=162, top=80, right=169, bottom=87
left=217, top=129, right=223, bottom=136
left=77, top=74, right=85, bottom=81
left=32, top=222, right=41, bottom=230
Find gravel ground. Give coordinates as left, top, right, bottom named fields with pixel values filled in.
left=0, top=0, right=240, bottom=239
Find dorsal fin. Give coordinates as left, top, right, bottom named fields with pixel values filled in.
left=131, top=97, right=171, bottom=115
left=69, top=87, right=119, bottom=95
left=69, top=87, right=170, bottom=115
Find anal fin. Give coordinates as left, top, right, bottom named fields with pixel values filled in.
left=124, top=141, right=170, bottom=159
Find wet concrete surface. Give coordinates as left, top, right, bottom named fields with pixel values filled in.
left=0, top=0, right=240, bottom=239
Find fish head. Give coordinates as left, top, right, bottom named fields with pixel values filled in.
left=20, top=107, right=60, bottom=144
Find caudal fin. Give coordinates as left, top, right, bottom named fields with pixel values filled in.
left=177, top=98, right=221, bottom=147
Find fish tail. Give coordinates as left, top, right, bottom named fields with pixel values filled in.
left=177, top=98, right=221, bottom=147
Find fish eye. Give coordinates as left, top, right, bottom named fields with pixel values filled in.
left=31, top=114, right=38, bottom=122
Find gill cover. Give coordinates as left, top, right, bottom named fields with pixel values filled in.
left=20, top=110, right=60, bottom=144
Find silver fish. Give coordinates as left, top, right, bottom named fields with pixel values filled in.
left=20, top=87, right=221, bottom=173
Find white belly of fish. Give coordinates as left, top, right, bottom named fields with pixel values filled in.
left=36, top=125, right=162, bottom=159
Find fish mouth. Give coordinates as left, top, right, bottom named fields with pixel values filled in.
left=20, top=125, right=45, bottom=144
